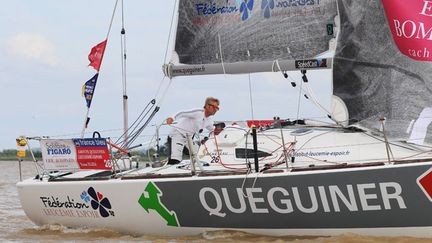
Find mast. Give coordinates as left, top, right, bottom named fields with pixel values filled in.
left=120, top=0, right=129, bottom=147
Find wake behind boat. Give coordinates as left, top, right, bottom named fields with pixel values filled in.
left=17, top=0, right=432, bottom=238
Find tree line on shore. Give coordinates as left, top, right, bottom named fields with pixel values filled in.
left=0, top=149, right=42, bottom=161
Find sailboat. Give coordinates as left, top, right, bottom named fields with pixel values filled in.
left=17, top=0, right=432, bottom=238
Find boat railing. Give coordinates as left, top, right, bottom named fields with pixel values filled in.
left=16, top=136, right=144, bottom=181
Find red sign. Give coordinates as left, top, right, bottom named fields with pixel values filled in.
left=246, top=119, right=290, bottom=128
left=417, top=167, right=432, bottom=201
left=247, top=120, right=276, bottom=128
left=381, top=0, right=432, bottom=61
left=73, top=138, right=112, bottom=170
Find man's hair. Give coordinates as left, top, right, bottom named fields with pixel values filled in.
left=204, top=97, right=219, bottom=108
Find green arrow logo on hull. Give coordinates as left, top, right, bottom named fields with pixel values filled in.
left=138, top=181, right=179, bottom=227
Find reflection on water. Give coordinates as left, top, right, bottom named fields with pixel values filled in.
left=1, top=161, right=432, bottom=242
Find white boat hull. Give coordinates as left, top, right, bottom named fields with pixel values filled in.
left=17, top=162, right=432, bottom=237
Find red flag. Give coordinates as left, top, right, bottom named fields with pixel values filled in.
left=88, top=39, right=107, bottom=71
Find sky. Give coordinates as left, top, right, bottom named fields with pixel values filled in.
left=0, top=0, right=332, bottom=151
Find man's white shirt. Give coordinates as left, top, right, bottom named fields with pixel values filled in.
left=170, top=108, right=214, bottom=136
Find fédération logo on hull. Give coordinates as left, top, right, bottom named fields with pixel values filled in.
left=39, top=186, right=115, bottom=219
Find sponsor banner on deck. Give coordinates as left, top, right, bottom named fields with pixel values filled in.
left=40, top=139, right=79, bottom=171
left=73, top=138, right=112, bottom=170
left=40, top=138, right=111, bottom=171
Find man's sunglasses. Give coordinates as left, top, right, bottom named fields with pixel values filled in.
left=208, top=103, right=219, bottom=110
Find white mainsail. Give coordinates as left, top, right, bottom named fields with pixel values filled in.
left=165, top=0, right=432, bottom=144
left=333, top=0, right=432, bottom=144
left=164, top=0, right=337, bottom=77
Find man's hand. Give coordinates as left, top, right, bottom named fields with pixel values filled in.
left=201, top=137, right=209, bottom=144
left=166, top=117, right=174, bottom=125
left=214, top=127, right=223, bottom=135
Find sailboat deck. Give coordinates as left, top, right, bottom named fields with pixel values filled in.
left=43, top=158, right=432, bottom=182
left=38, top=126, right=432, bottom=182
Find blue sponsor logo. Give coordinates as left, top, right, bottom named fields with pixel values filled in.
left=238, top=0, right=254, bottom=20
left=194, top=0, right=320, bottom=22
left=276, top=0, right=320, bottom=8
left=47, top=148, right=72, bottom=155
left=73, top=138, right=107, bottom=147
left=261, top=0, right=274, bottom=18
left=45, top=141, right=72, bottom=155
left=262, top=0, right=320, bottom=18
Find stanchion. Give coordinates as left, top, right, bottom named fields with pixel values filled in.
left=251, top=126, right=259, bottom=172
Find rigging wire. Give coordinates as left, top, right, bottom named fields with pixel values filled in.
left=248, top=74, right=255, bottom=120
left=152, top=0, right=177, bottom=105
left=246, top=50, right=255, bottom=121
left=163, top=0, right=178, bottom=65
left=274, top=57, right=342, bottom=126
left=295, top=74, right=304, bottom=123
left=295, top=50, right=307, bottom=123
left=114, top=99, right=156, bottom=145
left=105, top=0, right=119, bottom=40
left=217, top=34, right=227, bottom=75
left=127, top=107, right=160, bottom=146
left=152, top=0, right=178, bottom=103
left=111, top=0, right=180, bottom=150
left=156, top=78, right=173, bottom=108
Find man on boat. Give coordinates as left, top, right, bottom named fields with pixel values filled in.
left=166, top=97, right=220, bottom=165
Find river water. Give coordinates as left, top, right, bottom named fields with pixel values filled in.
left=1, top=160, right=432, bottom=242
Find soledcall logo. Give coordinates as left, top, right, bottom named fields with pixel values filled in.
left=295, top=59, right=327, bottom=69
